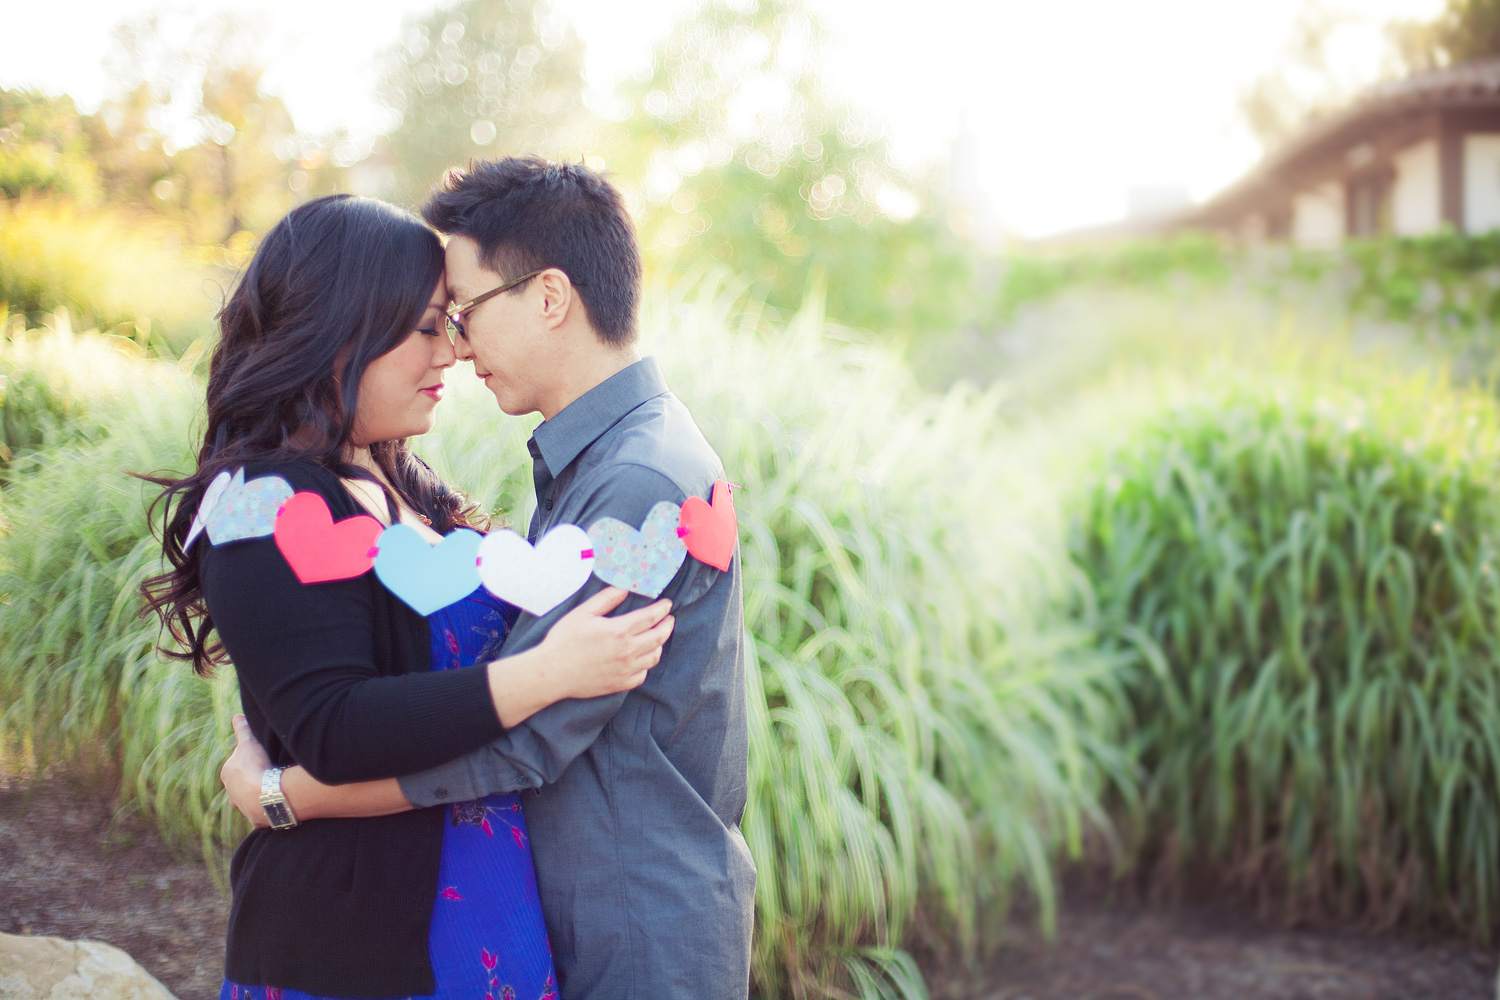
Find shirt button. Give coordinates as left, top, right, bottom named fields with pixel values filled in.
left=544, top=497, right=554, bottom=511
left=434, top=787, right=449, bottom=800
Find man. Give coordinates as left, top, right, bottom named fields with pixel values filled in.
left=221, top=158, right=755, bottom=998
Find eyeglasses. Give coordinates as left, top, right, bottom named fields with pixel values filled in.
left=444, top=269, right=546, bottom=340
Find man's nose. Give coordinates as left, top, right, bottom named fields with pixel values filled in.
left=433, top=328, right=459, bottom=368
left=452, top=333, right=475, bottom=362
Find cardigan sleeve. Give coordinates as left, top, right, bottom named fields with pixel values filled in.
left=200, top=475, right=505, bottom=785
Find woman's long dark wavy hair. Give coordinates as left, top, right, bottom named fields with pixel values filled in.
left=141, top=194, right=484, bottom=676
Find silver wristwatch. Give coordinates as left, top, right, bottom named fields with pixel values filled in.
left=259, top=767, right=299, bottom=830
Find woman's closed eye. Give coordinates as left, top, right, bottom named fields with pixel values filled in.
left=417, top=327, right=442, bottom=338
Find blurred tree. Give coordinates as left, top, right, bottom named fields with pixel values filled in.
left=176, top=61, right=306, bottom=239
left=1408, top=0, right=1500, bottom=65
left=84, top=81, right=176, bottom=208
left=1384, top=18, right=1447, bottom=76
left=85, top=14, right=203, bottom=215
left=1243, top=0, right=1500, bottom=154
left=0, top=89, right=100, bottom=201
left=84, top=12, right=347, bottom=242
left=1235, top=2, right=1422, bottom=151
left=605, top=0, right=973, bottom=341
left=377, top=0, right=590, bottom=207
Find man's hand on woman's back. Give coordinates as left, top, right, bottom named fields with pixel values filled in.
left=223, top=714, right=273, bottom=828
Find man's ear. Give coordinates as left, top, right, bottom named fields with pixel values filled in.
left=537, top=269, right=573, bottom=330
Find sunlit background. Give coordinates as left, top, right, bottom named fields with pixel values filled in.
left=9, top=2, right=1500, bottom=999
left=0, top=0, right=1449, bottom=237
left=0, top=0, right=1471, bottom=358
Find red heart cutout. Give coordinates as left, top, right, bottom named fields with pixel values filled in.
left=273, top=491, right=384, bottom=583
left=678, top=480, right=737, bottom=572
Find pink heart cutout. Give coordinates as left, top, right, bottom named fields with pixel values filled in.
left=273, top=491, right=383, bottom=584
left=679, top=480, right=737, bottom=572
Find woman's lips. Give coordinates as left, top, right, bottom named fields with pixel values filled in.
left=419, top=384, right=443, bottom=401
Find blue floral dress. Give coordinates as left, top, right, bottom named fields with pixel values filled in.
left=223, top=589, right=557, bottom=1000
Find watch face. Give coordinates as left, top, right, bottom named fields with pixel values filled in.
left=264, top=800, right=296, bottom=829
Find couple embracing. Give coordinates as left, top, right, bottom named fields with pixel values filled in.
left=143, top=157, right=755, bottom=1000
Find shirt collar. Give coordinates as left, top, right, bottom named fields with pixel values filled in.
left=530, top=357, right=669, bottom=478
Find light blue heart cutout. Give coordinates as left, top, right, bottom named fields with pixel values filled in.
left=373, top=524, right=483, bottom=616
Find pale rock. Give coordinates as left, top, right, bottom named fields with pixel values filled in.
left=0, top=932, right=177, bottom=1000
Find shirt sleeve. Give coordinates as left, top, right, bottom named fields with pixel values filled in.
left=397, top=464, right=721, bottom=806
left=203, top=527, right=506, bottom=785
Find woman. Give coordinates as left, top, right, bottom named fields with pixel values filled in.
left=142, top=194, right=671, bottom=999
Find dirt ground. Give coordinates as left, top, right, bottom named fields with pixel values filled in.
left=935, top=876, right=1498, bottom=1000
left=0, top=773, right=227, bottom=998
left=1, top=774, right=1495, bottom=1000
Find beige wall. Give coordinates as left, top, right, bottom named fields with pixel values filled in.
left=1292, top=181, right=1344, bottom=248
left=1392, top=139, right=1441, bottom=236
left=1465, top=133, right=1500, bottom=233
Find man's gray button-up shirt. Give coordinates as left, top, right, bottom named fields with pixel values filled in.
left=399, top=357, right=755, bottom=1000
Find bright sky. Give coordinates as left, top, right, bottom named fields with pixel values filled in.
left=0, top=0, right=1447, bottom=237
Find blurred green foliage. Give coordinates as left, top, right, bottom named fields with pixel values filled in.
left=1342, top=230, right=1500, bottom=336
left=988, top=230, right=1500, bottom=369
left=0, top=90, right=99, bottom=202
left=24, top=0, right=1500, bottom=362
left=991, top=235, right=1234, bottom=323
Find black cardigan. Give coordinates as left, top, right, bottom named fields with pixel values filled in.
left=200, top=461, right=505, bottom=997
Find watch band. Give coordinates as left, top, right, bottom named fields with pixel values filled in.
left=259, top=767, right=298, bottom=830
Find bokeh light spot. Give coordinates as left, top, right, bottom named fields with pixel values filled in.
left=470, top=120, right=497, bottom=146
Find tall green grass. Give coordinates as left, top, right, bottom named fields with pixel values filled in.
left=0, top=325, right=244, bottom=861
left=1075, top=362, right=1500, bottom=938
left=0, top=279, right=1127, bottom=999
left=422, top=275, right=1133, bottom=996
left=0, top=310, right=172, bottom=466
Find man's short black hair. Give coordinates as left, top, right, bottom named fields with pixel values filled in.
left=423, top=157, right=642, bottom=345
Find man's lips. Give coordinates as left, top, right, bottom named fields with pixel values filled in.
left=419, top=383, right=443, bottom=401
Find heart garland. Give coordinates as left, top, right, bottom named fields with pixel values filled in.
left=198, top=470, right=739, bottom=614
left=273, top=491, right=384, bottom=584
left=184, top=468, right=234, bottom=550
left=679, top=479, right=738, bottom=572
left=373, top=525, right=484, bottom=615
left=206, top=471, right=294, bottom=547
left=587, top=501, right=689, bottom=599
left=477, top=525, right=596, bottom=617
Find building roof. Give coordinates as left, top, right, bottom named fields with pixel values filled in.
left=1180, top=56, right=1500, bottom=229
